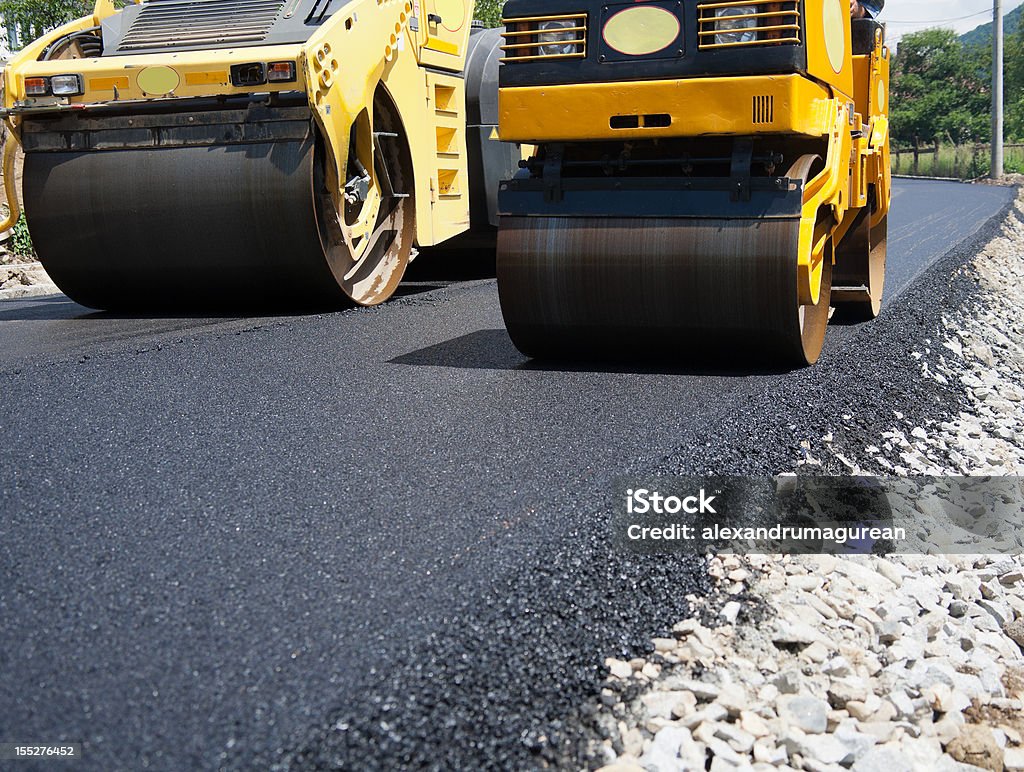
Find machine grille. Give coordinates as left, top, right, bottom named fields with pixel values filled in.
left=116, top=0, right=287, bottom=53
left=500, top=14, right=588, bottom=63
left=697, top=1, right=801, bottom=50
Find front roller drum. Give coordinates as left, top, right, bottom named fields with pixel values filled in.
left=497, top=216, right=832, bottom=366
left=25, top=139, right=341, bottom=309
left=22, top=103, right=414, bottom=311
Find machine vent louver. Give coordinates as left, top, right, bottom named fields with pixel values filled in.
left=117, top=0, right=287, bottom=53
left=752, top=95, right=774, bottom=124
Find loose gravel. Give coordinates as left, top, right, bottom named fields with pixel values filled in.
left=0, top=260, right=58, bottom=299
left=592, top=555, right=1024, bottom=772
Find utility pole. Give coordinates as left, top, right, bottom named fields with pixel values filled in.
left=993, top=0, right=1004, bottom=179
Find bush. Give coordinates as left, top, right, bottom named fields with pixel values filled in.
left=10, top=214, right=35, bottom=258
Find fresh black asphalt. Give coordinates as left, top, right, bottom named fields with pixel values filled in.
left=0, top=180, right=1015, bottom=770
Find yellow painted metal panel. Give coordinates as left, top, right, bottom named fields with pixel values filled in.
left=498, top=75, right=836, bottom=143
left=184, top=71, right=229, bottom=86
left=424, top=37, right=459, bottom=55
left=803, top=0, right=853, bottom=99
left=89, top=76, right=130, bottom=92
left=419, top=0, right=472, bottom=70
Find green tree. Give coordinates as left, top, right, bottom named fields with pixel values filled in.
left=0, top=0, right=92, bottom=46
left=890, top=28, right=990, bottom=147
left=1004, top=24, right=1024, bottom=140
left=473, top=0, right=502, bottom=27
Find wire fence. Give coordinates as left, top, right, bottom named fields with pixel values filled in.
left=891, top=143, right=1024, bottom=180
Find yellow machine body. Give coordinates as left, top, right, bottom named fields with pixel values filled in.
left=495, top=0, right=892, bottom=364
left=1, top=0, right=516, bottom=308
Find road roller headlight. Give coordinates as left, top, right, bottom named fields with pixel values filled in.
left=537, top=19, right=580, bottom=57
left=50, top=74, right=84, bottom=97
left=24, top=77, right=51, bottom=97
left=714, top=6, right=758, bottom=45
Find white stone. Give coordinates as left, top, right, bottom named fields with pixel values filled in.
left=822, top=656, right=852, bottom=678
left=677, top=704, right=729, bottom=730
left=715, top=683, right=747, bottom=717
left=714, top=722, right=755, bottom=754
left=945, top=575, right=981, bottom=603
left=752, top=737, right=788, bottom=765
left=639, top=726, right=689, bottom=772
left=888, top=691, right=917, bottom=720
left=739, top=710, right=771, bottom=739
left=802, top=641, right=831, bottom=664
left=932, top=712, right=966, bottom=745
left=665, top=678, right=719, bottom=702
left=834, top=723, right=878, bottom=763
left=606, top=658, right=632, bottom=679
left=782, top=730, right=849, bottom=765
left=1004, top=747, right=1024, bottom=772
left=857, top=722, right=900, bottom=744
left=669, top=691, right=699, bottom=719
left=772, top=670, right=801, bottom=695
left=827, top=676, right=869, bottom=708
left=772, top=618, right=827, bottom=646
left=641, top=691, right=692, bottom=720
left=777, top=695, right=829, bottom=734
left=720, top=602, right=742, bottom=625
left=851, top=746, right=914, bottom=772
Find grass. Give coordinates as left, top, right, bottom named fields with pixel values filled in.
left=891, top=143, right=1024, bottom=179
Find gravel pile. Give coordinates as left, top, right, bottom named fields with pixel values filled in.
left=824, top=188, right=1024, bottom=477
left=593, top=554, right=1024, bottom=772
left=0, top=260, right=56, bottom=299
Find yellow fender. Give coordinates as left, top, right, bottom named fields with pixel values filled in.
left=868, top=114, right=890, bottom=229
left=0, top=137, right=20, bottom=233
left=796, top=100, right=852, bottom=306
left=301, top=0, right=412, bottom=243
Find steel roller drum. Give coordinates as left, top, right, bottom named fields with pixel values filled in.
left=497, top=216, right=829, bottom=363
left=23, top=138, right=346, bottom=309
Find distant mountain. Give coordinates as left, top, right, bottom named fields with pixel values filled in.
left=960, top=4, right=1022, bottom=47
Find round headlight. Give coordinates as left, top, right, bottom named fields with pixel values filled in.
left=538, top=19, right=578, bottom=57
left=715, top=6, right=758, bottom=45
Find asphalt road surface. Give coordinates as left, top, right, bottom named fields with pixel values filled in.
left=0, top=179, right=1015, bottom=770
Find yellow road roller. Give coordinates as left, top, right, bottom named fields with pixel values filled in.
left=495, top=0, right=891, bottom=364
left=0, top=0, right=518, bottom=309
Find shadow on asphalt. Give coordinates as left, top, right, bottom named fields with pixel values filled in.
left=0, top=283, right=451, bottom=322
left=0, top=295, right=93, bottom=321
left=828, top=308, right=883, bottom=327
left=390, top=329, right=798, bottom=376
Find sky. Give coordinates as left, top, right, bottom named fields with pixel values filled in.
left=883, top=0, right=1024, bottom=45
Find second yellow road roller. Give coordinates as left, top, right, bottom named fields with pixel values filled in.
left=1, top=0, right=518, bottom=309
left=495, top=0, right=891, bottom=365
